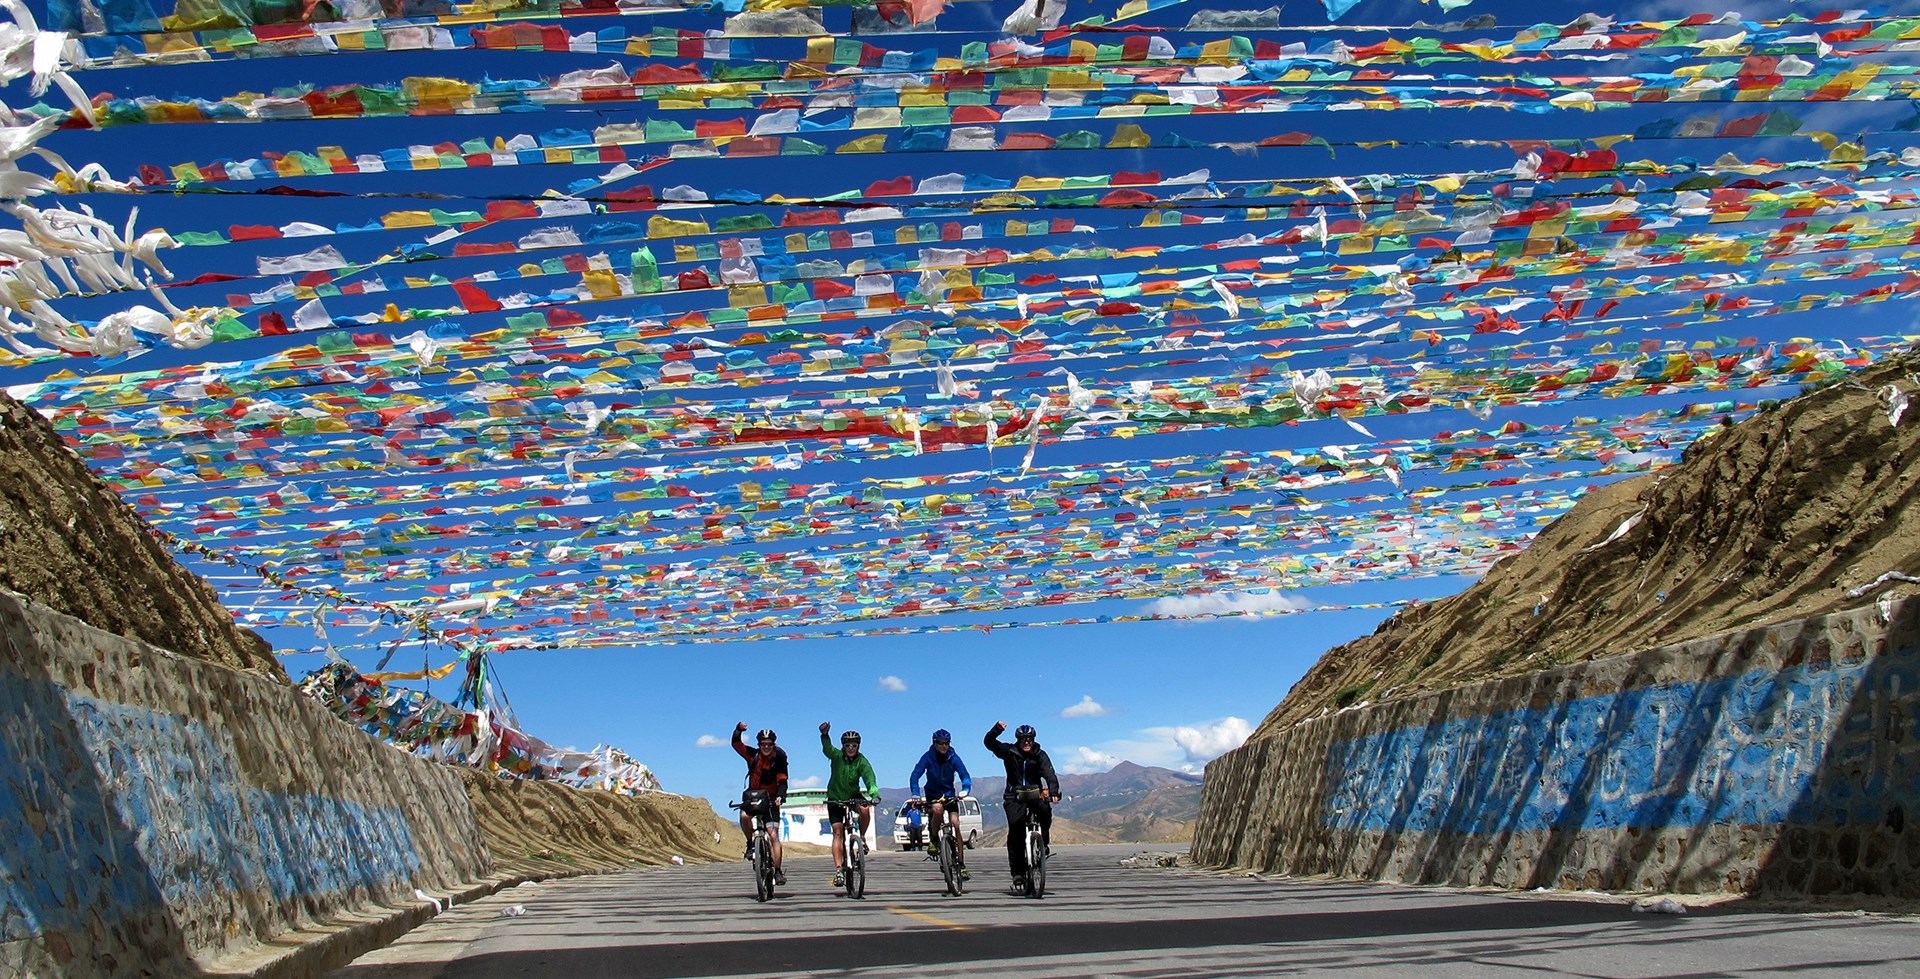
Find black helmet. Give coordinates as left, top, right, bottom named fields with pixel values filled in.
left=841, top=730, right=862, bottom=745
left=932, top=729, right=952, bottom=742
left=1015, top=724, right=1038, bottom=741
left=756, top=729, right=777, bottom=743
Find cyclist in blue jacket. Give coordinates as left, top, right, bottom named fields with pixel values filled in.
left=909, top=728, right=973, bottom=878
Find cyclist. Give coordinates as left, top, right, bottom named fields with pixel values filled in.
left=731, top=722, right=788, bottom=886
left=984, top=720, right=1060, bottom=891
left=909, top=728, right=973, bottom=879
left=820, top=721, right=879, bottom=888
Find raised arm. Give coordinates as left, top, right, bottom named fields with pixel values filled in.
left=984, top=720, right=1014, bottom=760
left=731, top=722, right=752, bottom=762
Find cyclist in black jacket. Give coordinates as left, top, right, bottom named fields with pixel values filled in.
left=984, top=720, right=1061, bottom=885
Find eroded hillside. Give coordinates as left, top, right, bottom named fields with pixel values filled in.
left=1261, top=350, right=1920, bottom=734
left=0, top=392, right=281, bottom=677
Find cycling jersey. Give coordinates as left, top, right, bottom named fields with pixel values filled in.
left=821, top=730, right=879, bottom=801
left=732, top=729, right=789, bottom=801
left=983, top=723, right=1060, bottom=796
left=910, top=746, right=973, bottom=799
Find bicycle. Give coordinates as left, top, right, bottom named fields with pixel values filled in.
left=934, top=795, right=969, bottom=895
left=839, top=795, right=873, bottom=899
left=911, top=795, right=968, bottom=896
left=729, top=789, right=777, bottom=902
left=1009, top=786, right=1049, bottom=898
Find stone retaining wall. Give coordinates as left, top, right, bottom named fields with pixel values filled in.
left=0, top=591, right=490, bottom=978
left=1193, top=597, right=1920, bottom=897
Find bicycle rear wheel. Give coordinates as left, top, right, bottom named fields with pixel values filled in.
left=751, top=834, right=771, bottom=902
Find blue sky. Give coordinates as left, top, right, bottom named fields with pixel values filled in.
left=480, top=575, right=1460, bottom=811
left=3, top=0, right=1914, bottom=818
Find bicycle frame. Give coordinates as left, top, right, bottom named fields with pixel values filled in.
left=730, top=797, right=777, bottom=902
left=1008, top=786, right=1048, bottom=898
left=913, top=795, right=967, bottom=896
left=837, top=795, right=872, bottom=899
left=1022, top=819, right=1046, bottom=898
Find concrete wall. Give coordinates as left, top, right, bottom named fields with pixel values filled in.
left=1194, top=597, right=1920, bottom=897
left=0, top=591, right=490, bottom=978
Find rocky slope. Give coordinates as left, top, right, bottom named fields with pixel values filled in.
left=459, top=769, right=734, bottom=874
left=1261, top=350, right=1920, bottom=733
left=0, top=393, right=281, bottom=677
left=0, top=389, right=723, bottom=878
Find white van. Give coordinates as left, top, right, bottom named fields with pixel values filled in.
left=890, top=795, right=983, bottom=849
left=779, top=788, right=878, bottom=848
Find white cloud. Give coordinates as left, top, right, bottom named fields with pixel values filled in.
left=1143, top=590, right=1309, bottom=618
left=879, top=675, right=908, bottom=693
left=1073, top=716, right=1254, bottom=774
left=1062, top=746, right=1122, bottom=774
left=790, top=774, right=823, bottom=789
left=1061, top=694, right=1108, bottom=718
left=1150, top=716, right=1253, bottom=764
left=695, top=734, right=726, bottom=748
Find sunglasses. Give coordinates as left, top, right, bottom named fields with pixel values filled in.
left=934, top=740, right=951, bottom=745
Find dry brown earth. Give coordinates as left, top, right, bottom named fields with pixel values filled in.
left=0, top=390, right=730, bottom=876
left=0, top=392, right=281, bottom=677
left=458, top=769, right=735, bottom=874
left=1261, top=349, right=1920, bottom=733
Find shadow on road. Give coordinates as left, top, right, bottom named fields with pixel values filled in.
left=344, top=895, right=1652, bottom=978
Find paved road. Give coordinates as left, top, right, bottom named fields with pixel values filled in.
left=328, top=844, right=1920, bottom=978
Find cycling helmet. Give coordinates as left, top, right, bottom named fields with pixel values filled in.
left=756, top=729, right=777, bottom=742
left=841, top=730, right=862, bottom=745
left=932, top=729, right=952, bottom=742
left=1015, top=724, right=1038, bottom=741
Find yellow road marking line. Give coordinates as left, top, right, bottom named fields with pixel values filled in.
left=887, top=907, right=974, bottom=931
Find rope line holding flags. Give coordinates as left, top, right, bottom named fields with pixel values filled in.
left=2, top=0, right=1919, bottom=786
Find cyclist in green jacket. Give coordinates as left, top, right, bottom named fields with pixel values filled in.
left=820, top=721, right=879, bottom=887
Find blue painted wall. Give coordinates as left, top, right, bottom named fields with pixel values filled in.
left=1322, top=652, right=1918, bottom=835
left=0, top=672, right=168, bottom=945
left=2, top=674, right=423, bottom=944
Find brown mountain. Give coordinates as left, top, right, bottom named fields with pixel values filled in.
left=885, top=760, right=1203, bottom=843
left=1259, top=349, right=1920, bottom=734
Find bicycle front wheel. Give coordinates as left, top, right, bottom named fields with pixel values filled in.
left=752, top=833, right=775, bottom=902
left=939, top=830, right=960, bottom=896
left=1026, top=830, right=1046, bottom=898
left=846, top=837, right=867, bottom=899
left=752, top=833, right=772, bottom=902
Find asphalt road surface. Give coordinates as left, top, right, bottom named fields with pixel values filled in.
left=327, top=844, right=1920, bottom=978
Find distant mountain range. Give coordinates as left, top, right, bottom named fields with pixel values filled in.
left=881, top=760, right=1203, bottom=843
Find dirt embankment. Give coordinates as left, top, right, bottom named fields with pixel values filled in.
left=458, top=769, right=735, bottom=875
left=1, top=390, right=729, bottom=874
left=1262, top=350, right=1920, bottom=733
left=0, top=393, right=281, bottom=678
